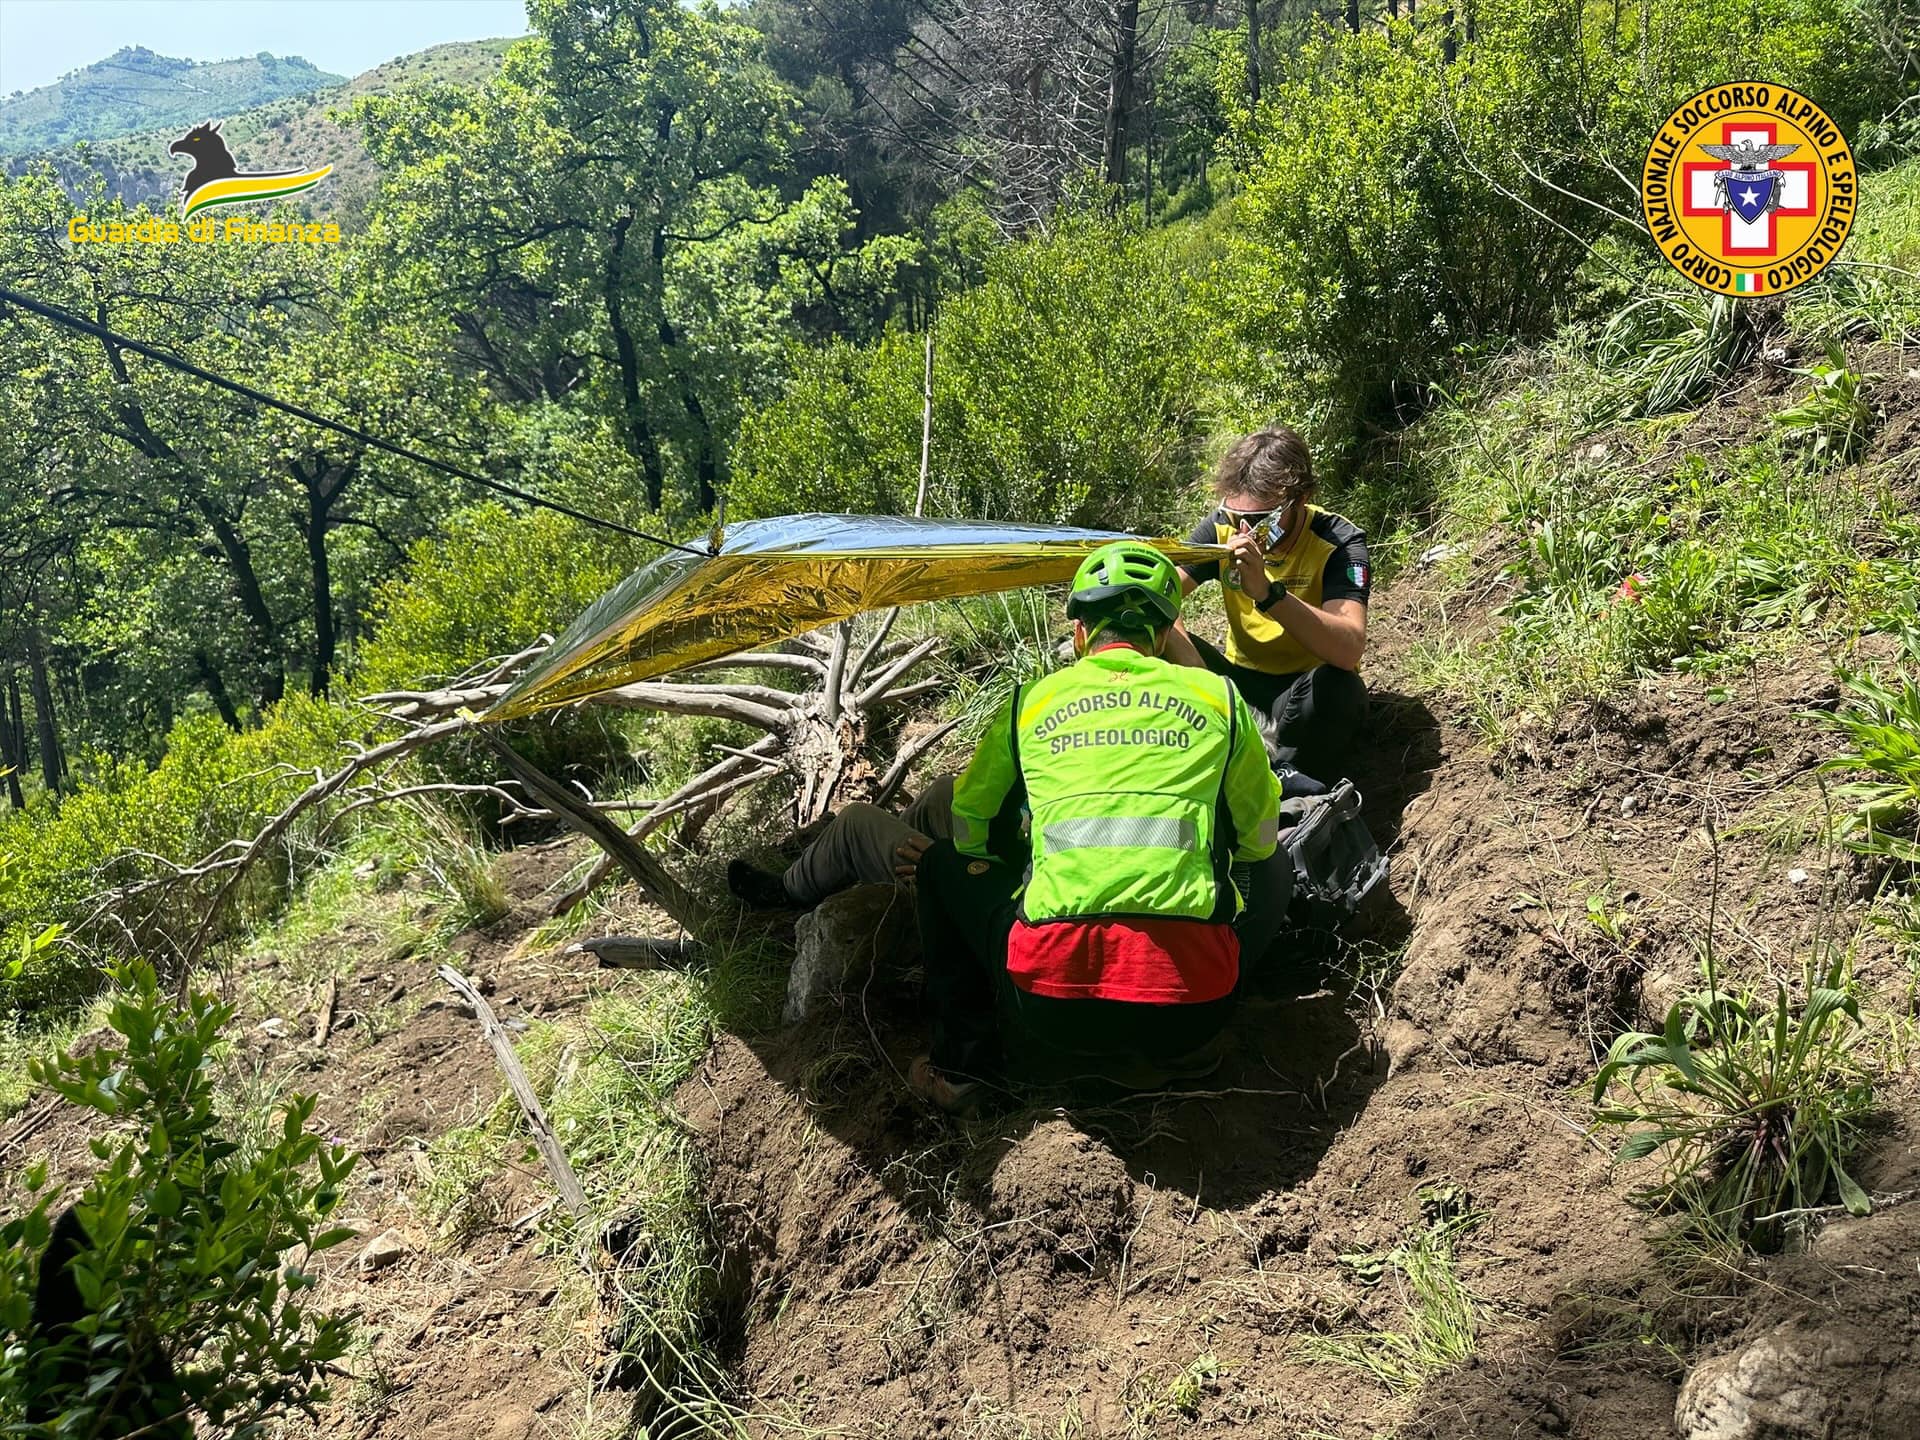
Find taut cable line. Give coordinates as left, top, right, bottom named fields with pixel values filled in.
left=0, top=285, right=707, bottom=556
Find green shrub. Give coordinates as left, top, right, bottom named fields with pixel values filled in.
left=731, top=211, right=1206, bottom=532
left=0, top=697, right=358, bottom=1013
left=1215, top=12, right=1595, bottom=465
left=0, top=961, right=358, bottom=1434
left=1590, top=954, right=1875, bottom=1247
left=1819, top=653, right=1920, bottom=864
left=356, top=503, right=637, bottom=693
left=355, top=502, right=647, bottom=788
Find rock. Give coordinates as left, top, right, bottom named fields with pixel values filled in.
left=1620, top=794, right=1641, bottom=817
left=358, top=1228, right=409, bottom=1272
left=784, top=883, right=918, bottom=1025
left=1674, top=1321, right=1861, bottom=1439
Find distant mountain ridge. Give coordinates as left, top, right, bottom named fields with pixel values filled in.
left=0, top=46, right=344, bottom=155
left=3, top=39, right=516, bottom=217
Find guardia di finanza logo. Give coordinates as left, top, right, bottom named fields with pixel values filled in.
left=169, top=118, right=332, bottom=220
left=1641, top=84, right=1854, bottom=298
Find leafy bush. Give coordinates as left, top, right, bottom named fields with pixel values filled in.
left=0, top=698, right=358, bottom=1012
left=355, top=502, right=647, bottom=788
left=0, top=961, right=358, bottom=1434
left=1215, top=12, right=1597, bottom=465
left=1590, top=954, right=1875, bottom=1246
left=1819, top=655, right=1920, bottom=863
left=355, top=503, right=637, bottom=693
left=731, top=211, right=1206, bottom=532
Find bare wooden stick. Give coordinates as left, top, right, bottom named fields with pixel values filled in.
left=314, top=977, right=338, bottom=1045
left=168, top=714, right=475, bottom=980
left=438, top=965, right=589, bottom=1219
left=563, top=936, right=700, bottom=969
left=486, top=735, right=716, bottom=937
left=588, top=682, right=790, bottom=730
left=850, top=609, right=901, bottom=689
left=822, top=622, right=854, bottom=723
left=874, top=717, right=963, bottom=806
left=683, top=651, right=826, bottom=677
left=869, top=677, right=944, bottom=708
left=549, top=755, right=779, bottom=916
left=328, top=781, right=534, bottom=826
left=855, top=636, right=941, bottom=709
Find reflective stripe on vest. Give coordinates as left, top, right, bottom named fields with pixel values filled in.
left=1042, top=815, right=1198, bottom=854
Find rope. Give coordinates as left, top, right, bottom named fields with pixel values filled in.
left=0, top=285, right=708, bottom=556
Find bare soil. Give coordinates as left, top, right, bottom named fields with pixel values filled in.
left=676, top=626, right=1915, bottom=1438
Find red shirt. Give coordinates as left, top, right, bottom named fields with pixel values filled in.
left=1006, top=916, right=1238, bottom=1004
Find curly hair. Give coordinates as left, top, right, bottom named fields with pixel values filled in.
left=1212, top=425, right=1315, bottom=507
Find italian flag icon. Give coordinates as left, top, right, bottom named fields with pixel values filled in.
left=1734, top=272, right=1765, bottom=294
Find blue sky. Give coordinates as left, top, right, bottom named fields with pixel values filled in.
left=0, top=0, right=531, bottom=96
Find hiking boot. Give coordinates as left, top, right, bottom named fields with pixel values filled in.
left=907, top=1055, right=983, bottom=1114
left=726, top=860, right=801, bottom=911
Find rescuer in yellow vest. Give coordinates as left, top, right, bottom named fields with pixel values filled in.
left=1163, top=424, right=1370, bottom=789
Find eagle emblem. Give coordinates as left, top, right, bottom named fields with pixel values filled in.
left=1698, top=139, right=1801, bottom=225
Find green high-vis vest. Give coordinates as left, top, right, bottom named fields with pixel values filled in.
left=952, top=647, right=1280, bottom=924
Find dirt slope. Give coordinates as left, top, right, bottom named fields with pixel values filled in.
left=4, top=349, right=1917, bottom=1439
left=678, top=631, right=1911, bottom=1438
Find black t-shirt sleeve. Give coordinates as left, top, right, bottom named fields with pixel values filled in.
left=1319, top=526, right=1372, bottom=605
left=1179, top=514, right=1220, bottom=586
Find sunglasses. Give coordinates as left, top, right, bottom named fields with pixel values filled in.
left=1216, top=506, right=1289, bottom=548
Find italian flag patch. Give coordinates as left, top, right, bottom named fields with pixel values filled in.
left=1734, top=272, right=1764, bottom=294
left=1348, top=564, right=1369, bottom=588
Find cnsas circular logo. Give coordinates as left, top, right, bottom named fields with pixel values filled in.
left=1640, top=83, right=1855, bottom=298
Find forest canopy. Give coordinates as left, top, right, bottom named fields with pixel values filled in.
left=0, top=0, right=1915, bottom=896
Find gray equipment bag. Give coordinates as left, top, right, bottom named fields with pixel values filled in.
left=1281, top=780, right=1388, bottom=923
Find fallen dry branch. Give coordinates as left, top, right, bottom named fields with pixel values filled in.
left=90, top=712, right=480, bottom=982
left=563, top=935, right=700, bottom=969
left=486, top=735, right=716, bottom=937
left=438, top=964, right=590, bottom=1219
left=314, top=977, right=338, bottom=1045
left=93, top=612, right=950, bottom=966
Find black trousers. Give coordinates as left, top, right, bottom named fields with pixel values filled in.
left=915, top=841, right=1235, bottom=1082
left=1191, top=636, right=1368, bottom=783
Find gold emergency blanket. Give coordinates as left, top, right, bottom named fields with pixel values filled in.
left=489, top=513, right=1223, bottom=720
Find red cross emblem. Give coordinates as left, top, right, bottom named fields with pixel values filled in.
left=1681, top=121, right=1818, bottom=258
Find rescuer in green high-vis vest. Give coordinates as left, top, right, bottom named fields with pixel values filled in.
left=908, top=542, right=1284, bottom=1113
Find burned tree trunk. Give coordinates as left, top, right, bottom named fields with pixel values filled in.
left=1101, top=0, right=1141, bottom=187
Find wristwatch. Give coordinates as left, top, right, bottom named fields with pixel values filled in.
left=1255, top=581, right=1286, bottom=613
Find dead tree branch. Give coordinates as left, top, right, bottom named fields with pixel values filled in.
left=439, top=964, right=590, bottom=1218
